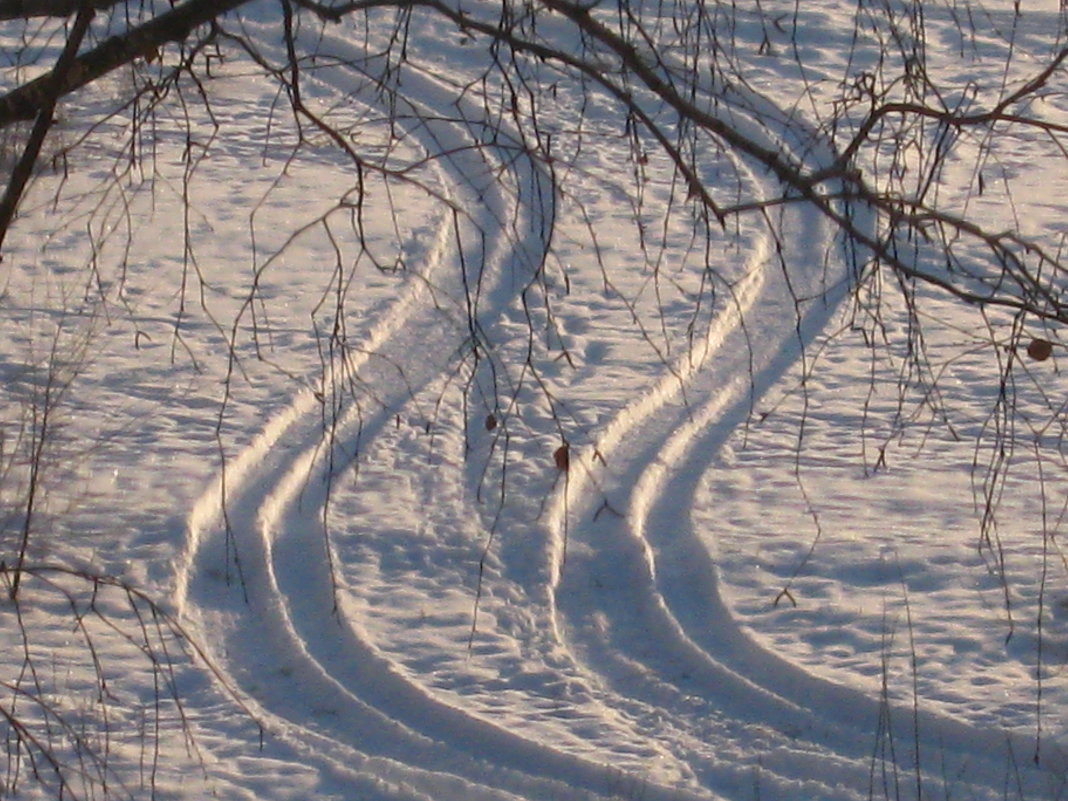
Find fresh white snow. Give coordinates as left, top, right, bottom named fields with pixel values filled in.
left=2, top=0, right=1068, bottom=799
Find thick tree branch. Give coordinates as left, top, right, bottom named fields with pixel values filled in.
left=0, top=0, right=253, bottom=127
left=0, top=0, right=117, bottom=21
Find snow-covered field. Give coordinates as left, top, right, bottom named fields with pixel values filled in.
left=2, top=0, right=1068, bottom=799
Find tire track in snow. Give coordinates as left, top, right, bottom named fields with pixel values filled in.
left=533, top=86, right=881, bottom=799
left=543, top=83, right=1068, bottom=799
left=176, top=28, right=724, bottom=801
left=173, top=18, right=1068, bottom=801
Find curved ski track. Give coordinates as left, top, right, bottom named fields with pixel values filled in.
left=177, top=24, right=1068, bottom=801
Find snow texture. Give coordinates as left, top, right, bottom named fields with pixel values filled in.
left=1, top=0, right=1068, bottom=800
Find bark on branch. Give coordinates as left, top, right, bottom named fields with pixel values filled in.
left=0, top=0, right=254, bottom=128
left=0, top=0, right=118, bottom=21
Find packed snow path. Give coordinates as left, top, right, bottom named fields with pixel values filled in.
left=175, top=12, right=1068, bottom=801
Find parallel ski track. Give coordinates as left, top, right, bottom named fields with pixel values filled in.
left=178, top=14, right=1067, bottom=801
left=178, top=23, right=714, bottom=801
left=543, top=81, right=1068, bottom=800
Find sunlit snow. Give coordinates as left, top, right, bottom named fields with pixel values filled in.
left=2, top=0, right=1068, bottom=799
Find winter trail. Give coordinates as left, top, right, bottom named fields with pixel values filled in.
left=177, top=11, right=1067, bottom=801
left=177, top=23, right=716, bottom=801
left=544, top=79, right=1068, bottom=801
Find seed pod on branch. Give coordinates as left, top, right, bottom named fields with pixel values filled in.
left=1027, top=338, right=1054, bottom=361
left=553, top=444, right=570, bottom=472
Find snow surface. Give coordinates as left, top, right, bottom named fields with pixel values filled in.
left=2, top=0, right=1068, bottom=799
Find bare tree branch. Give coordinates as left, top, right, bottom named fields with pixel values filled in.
left=0, top=0, right=117, bottom=21
left=0, top=0, right=95, bottom=258
left=0, top=0, right=252, bottom=127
